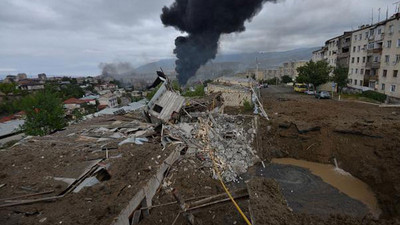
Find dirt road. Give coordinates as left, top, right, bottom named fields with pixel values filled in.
left=257, top=85, right=400, bottom=218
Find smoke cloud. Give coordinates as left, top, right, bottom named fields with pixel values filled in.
left=161, top=0, right=276, bottom=85
left=99, top=62, right=138, bottom=87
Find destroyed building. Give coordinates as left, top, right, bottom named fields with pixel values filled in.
left=145, top=74, right=185, bottom=124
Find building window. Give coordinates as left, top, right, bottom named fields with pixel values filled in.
left=355, top=69, right=358, bottom=74
left=153, top=104, right=163, bottom=113
left=389, top=25, right=394, bottom=34
left=383, top=70, right=388, bottom=77
left=365, top=32, right=369, bottom=39
left=351, top=57, right=355, bottom=63
left=363, top=44, right=367, bottom=51
left=397, top=39, right=400, bottom=47
left=382, top=83, right=385, bottom=91
left=387, top=40, right=392, bottom=48
left=396, top=55, right=400, bottom=64
left=391, top=85, right=396, bottom=92
left=363, top=57, right=366, bottom=63
left=359, top=34, right=362, bottom=40
left=360, top=80, right=363, bottom=86
left=361, top=69, right=364, bottom=75
left=357, top=57, right=360, bottom=63
left=351, top=68, right=354, bottom=74
left=353, top=46, right=356, bottom=52
left=370, top=29, right=374, bottom=36
left=354, top=80, right=358, bottom=85
left=378, top=28, right=382, bottom=34
left=385, top=55, right=390, bottom=63
left=394, top=70, right=398, bottom=78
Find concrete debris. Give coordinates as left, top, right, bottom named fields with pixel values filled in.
left=109, top=133, right=125, bottom=139
left=93, top=127, right=110, bottom=133
left=118, top=137, right=149, bottom=146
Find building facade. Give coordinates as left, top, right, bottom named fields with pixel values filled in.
left=377, top=18, right=400, bottom=98
left=337, top=32, right=352, bottom=68
left=325, top=37, right=339, bottom=68
left=348, top=25, right=371, bottom=89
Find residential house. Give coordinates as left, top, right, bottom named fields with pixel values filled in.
left=98, top=93, right=118, bottom=108
left=18, top=80, right=45, bottom=91
left=38, top=73, right=47, bottom=80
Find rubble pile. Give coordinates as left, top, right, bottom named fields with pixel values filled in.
left=206, top=115, right=258, bottom=182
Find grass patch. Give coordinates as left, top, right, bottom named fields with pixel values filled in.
left=341, top=91, right=386, bottom=104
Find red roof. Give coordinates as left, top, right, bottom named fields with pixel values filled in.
left=98, top=105, right=107, bottom=110
left=63, top=98, right=87, bottom=104
left=0, top=116, right=15, bottom=123
left=0, top=111, right=25, bottom=123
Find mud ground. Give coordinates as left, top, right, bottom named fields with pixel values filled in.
left=256, top=86, right=400, bottom=221
left=0, top=114, right=174, bottom=225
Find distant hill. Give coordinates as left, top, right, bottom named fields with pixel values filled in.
left=135, top=47, right=319, bottom=74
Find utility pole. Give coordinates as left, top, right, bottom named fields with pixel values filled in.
left=394, top=1, right=400, bottom=13
left=378, top=8, right=381, bottom=22
left=371, top=8, right=374, bottom=24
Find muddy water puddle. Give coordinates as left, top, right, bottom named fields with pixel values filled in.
left=272, top=158, right=381, bottom=217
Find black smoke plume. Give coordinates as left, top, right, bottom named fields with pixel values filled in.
left=161, top=0, right=276, bottom=85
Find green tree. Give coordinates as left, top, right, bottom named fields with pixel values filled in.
left=296, top=60, right=332, bottom=90
left=332, top=66, right=349, bottom=94
left=281, top=75, right=293, bottom=84
left=21, top=91, right=66, bottom=136
left=0, top=83, right=17, bottom=98
left=172, top=80, right=182, bottom=92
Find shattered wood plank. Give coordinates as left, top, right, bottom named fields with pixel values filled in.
left=0, top=196, right=62, bottom=208
left=333, top=129, right=383, bottom=139
left=173, top=189, right=195, bottom=225
left=111, top=146, right=182, bottom=225
left=188, top=188, right=247, bottom=208
left=60, top=159, right=103, bottom=195
left=130, top=210, right=141, bottom=225
left=0, top=190, right=54, bottom=202
left=186, top=193, right=249, bottom=212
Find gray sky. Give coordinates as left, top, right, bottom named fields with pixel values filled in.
left=0, top=0, right=396, bottom=77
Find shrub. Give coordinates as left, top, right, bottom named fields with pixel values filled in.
left=182, top=85, right=205, bottom=97
left=243, top=100, right=253, bottom=112
left=361, top=91, right=387, bottom=103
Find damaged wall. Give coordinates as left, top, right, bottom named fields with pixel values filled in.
left=207, top=83, right=252, bottom=107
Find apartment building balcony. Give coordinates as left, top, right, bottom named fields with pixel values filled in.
left=365, top=62, right=380, bottom=69
left=367, top=48, right=382, bottom=54
left=337, top=52, right=350, bottom=59
left=369, top=33, right=384, bottom=41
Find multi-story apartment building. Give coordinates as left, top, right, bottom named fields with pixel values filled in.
left=325, top=37, right=339, bottom=67
left=312, top=47, right=326, bottom=62
left=348, top=25, right=371, bottom=89
left=313, top=31, right=352, bottom=68
left=337, top=32, right=352, bottom=68
left=377, top=18, right=400, bottom=98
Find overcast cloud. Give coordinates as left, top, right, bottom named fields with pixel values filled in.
left=0, top=0, right=396, bottom=77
